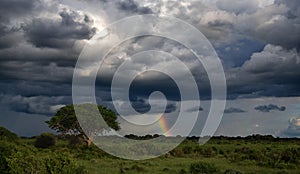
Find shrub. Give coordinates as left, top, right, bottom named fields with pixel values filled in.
left=170, top=148, right=184, bottom=157
left=34, top=133, right=56, bottom=148
left=182, top=146, right=193, bottom=154
left=0, top=142, right=18, bottom=174
left=179, top=168, right=187, bottom=174
left=6, top=151, right=86, bottom=174
left=224, top=169, right=243, bottom=174
left=280, top=148, right=300, bottom=164
left=7, top=149, right=46, bottom=174
left=190, top=161, right=218, bottom=174
left=0, top=127, right=18, bottom=141
left=45, top=153, right=87, bottom=174
left=131, top=164, right=146, bottom=172
left=202, top=147, right=216, bottom=157
left=69, top=135, right=85, bottom=146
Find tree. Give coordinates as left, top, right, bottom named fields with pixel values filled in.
left=46, top=104, right=120, bottom=146
left=34, top=133, right=56, bottom=148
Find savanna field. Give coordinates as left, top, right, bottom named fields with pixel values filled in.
left=1, top=126, right=300, bottom=174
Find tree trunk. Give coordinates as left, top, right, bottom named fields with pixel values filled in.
left=85, top=139, right=92, bottom=147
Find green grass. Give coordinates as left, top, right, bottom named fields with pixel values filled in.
left=77, top=156, right=300, bottom=174
left=1, top=136, right=300, bottom=174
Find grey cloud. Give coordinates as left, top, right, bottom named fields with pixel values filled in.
left=23, top=9, right=96, bottom=49
left=0, top=81, right=72, bottom=97
left=185, top=106, right=204, bottom=112
left=0, top=61, right=73, bottom=83
left=3, top=95, right=70, bottom=116
left=0, top=0, right=298, bottom=102
left=254, top=104, right=286, bottom=112
left=111, top=97, right=177, bottom=116
left=94, top=35, right=210, bottom=100
left=216, top=0, right=259, bottom=14
left=0, top=0, right=38, bottom=48
left=0, top=43, right=81, bottom=67
left=227, top=44, right=300, bottom=98
left=131, top=97, right=177, bottom=114
left=236, top=0, right=300, bottom=49
left=0, top=0, right=36, bottom=17
left=117, top=0, right=152, bottom=14
left=0, top=0, right=299, bottom=119
left=141, top=0, right=300, bottom=49
left=224, top=107, right=246, bottom=114
left=0, top=29, right=22, bottom=49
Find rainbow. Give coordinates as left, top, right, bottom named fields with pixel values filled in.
left=158, top=116, right=171, bottom=136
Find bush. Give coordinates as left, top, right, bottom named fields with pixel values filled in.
left=131, top=164, right=146, bottom=172
left=0, top=127, right=18, bottom=141
left=6, top=151, right=86, bottom=174
left=280, top=148, right=300, bottom=164
left=34, top=133, right=56, bottom=148
left=170, top=148, right=184, bottom=157
left=45, top=153, right=87, bottom=174
left=7, top=151, right=46, bottom=174
left=179, top=168, right=187, bottom=174
left=69, top=135, right=85, bottom=146
left=182, top=146, right=193, bottom=154
left=224, top=169, right=243, bottom=174
left=0, top=142, right=18, bottom=174
left=202, top=147, right=216, bottom=157
left=190, top=161, right=218, bottom=174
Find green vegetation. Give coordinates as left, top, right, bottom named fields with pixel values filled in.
left=34, top=133, right=56, bottom=148
left=0, top=127, right=18, bottom=141
left=190, top=161, right=218, bottom=174
left=0, top=126, right=300, bottom=174
left=1, top=105, right=300, bottom=173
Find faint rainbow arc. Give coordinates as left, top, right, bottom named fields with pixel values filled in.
left=158, top=116, right=171, bottom=136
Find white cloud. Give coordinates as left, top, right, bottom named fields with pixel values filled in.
left=49, top=104, right=65, bottom=113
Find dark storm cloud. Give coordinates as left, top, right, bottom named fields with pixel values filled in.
left=117, top=0, right=152, bottom=14
left=108, top=96, right=177, bottom=116
left=23, top=9, right=96, bottom=49
left=129, top=98, right=177, bottom=114
left=0, top=44, right=80, bottom=67
left=0, top=28, right=20, bottom=49
left=254, top=104, right=286, bottom=112
left=0, top=0, right=299, bottom=124
left=224, top=107, right=246, bottom=114
left=0, top=61, right=74, bottom=84
left=0, top=81, right=72, bottom=97
left=227, top=44, right=300, bottom=98
left=0, top=0, right=37, bottom=49
left=0, top=0, right=36, bottom=17
left=216, top=38, right=266, bottom=67
left=1, top=94, right=70, bottom=116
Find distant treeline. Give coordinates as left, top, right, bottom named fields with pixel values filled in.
left=124, top=134, right=300, bottom=141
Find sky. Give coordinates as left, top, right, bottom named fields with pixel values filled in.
left=0, top=0, right=299, bottom=137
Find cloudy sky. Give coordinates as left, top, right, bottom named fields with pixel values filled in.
left=0, top=0, right=299, bottom=137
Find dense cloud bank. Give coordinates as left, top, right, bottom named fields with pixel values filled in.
left=0, top=0, right=299, bottom=136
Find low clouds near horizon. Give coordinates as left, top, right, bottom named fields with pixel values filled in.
left=224, top=107, right=246, bottom=114
left=255, top=104, right=286, bottom=112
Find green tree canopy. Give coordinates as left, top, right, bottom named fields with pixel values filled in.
left=46, top=104, right=120, bottom=146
